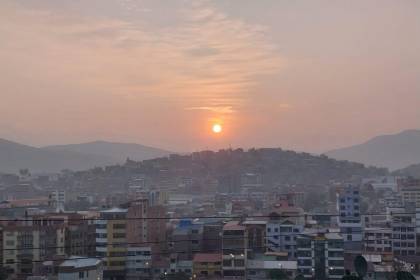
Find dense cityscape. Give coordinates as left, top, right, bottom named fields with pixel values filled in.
left=1, top=149, right=420, bottom=280
left=2, top=0, right=419, bottom=279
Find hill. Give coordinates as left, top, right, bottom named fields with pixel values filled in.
left=43, top=141, right=171, bottom=163
left=394, top=163, right=420, bottom=178
left=72, top=148, right=388, bottom=189
left=0, top=139, right=171, bottom=173
left=325, top=130, right=420, bottom=170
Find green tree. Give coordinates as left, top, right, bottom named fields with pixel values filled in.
left=269, top=269, right=290, bottom=280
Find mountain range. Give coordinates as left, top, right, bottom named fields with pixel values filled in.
left=2, top=129, right=420, bottom=173
left=325, top=129, right=420, bottom=170
left=0, top=139, right=171, bottom=173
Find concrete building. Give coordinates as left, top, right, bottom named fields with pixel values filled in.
left=243, top=220, right=266, bottom=254
left=48, top=190, right=66, bottom=212
left=297, top=232, right=344, bottom=279
left=266, top=219, right=303, bottom=259
left=391, top=209, right=416, bottom=256
left=337, top=184, right=363, bottom=247
left=170, top=220, right=203, bottom=261
left=58, top=257, right=103, bottom=280
left=96, top=207, right=128, bottom=280
left=96, top=199, right=162, bottom=280
left=2, top=223, right=66, bottom=278
left=222, top=221, right=247, bottom=279
left=401, top=186, right=420, bottom=208
left=246, top=255, right=297, bottom=280
left=363, top=227, right=392, bottom=253
left=192, top=253, right=222, bottom=279
left=126, top=247, right=152, bottom=280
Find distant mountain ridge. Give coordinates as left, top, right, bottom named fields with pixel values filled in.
left=43, top=141, right=171, bottom=162
left=0, top=139, right=172, bottom=173
left=325, top=129, right=420, bottom=170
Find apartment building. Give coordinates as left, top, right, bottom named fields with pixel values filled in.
left=2, top=224, right=66, bottom=278
left=363, top=227, right=392, bottom=253
left=96, top=207, right=129, bottom=280
left=391, top=210, right=416, bottom=256
left=126, top=247, right=152, bottom=280
left=400, top=186, right=420, bottom=208
left=297, top=232, right=344, bottom=280
left=266, top=219, right=303, bottom=259
left=192, top=253, right=222, bottom=279
left=96, top=199, right=161, bottom=280
left=222, top=221, right=247, bottom=279
left=337, top=184, right=363, bottom=247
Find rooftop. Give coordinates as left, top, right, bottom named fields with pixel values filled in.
left=223, top=221, right=245, bottom=230
left=193, top=253, right=222, bottom=263
left=100, top=207, right=127, bottom=213
left=60, top=256, right=101, bottom=268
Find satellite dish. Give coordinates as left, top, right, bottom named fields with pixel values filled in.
left=354, top=255, right=368, bottom=278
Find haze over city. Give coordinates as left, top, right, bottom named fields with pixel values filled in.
left=1, top=0, right=420, bottom=153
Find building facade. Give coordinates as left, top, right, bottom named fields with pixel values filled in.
left=297, top=232, right=344, bottom=280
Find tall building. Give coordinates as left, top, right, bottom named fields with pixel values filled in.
left=48, top=190, right=66, bottom=212
left=391, top=208, right=417, bottom=256
left=266, top=219, right=303, bottom=259
left=126, top=247, right=152, bottom=280
left=2, top=223, right=66, bottom=278
left=222, top=221, right=247, bottom=279
left=96, top=208, right=128, bottom=280
left=297, top=232, right=344, bottom=279
left=95, top=199, right=164, bottom=280
left=170, top=220, right=203, bottom=261
left=336, top=184, right=362, bottom=247
left=64, top=213, right=97, bottom=257
left=243, top=220, right=266, bottom=255
left=400, top=186, right=420, bottom=208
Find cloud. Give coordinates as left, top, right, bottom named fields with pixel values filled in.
left=0, top=0, right=280, bottom=109
left=186, top=106, right=236, bottom=114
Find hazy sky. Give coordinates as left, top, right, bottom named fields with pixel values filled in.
left=1, top=0, right=419, bottom=153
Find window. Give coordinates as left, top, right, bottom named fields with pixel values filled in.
left=79, top=271, right=84, bottom=279
left=223, top=259, right=232, bottom=266
left=113, top=233, right=126, bottom=238
left=113, top=223, right=126, bottom=229
left=234, top=259, right=245, bottom=267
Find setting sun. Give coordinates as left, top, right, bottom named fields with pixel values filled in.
left=212, top=124, right=222, bottom=134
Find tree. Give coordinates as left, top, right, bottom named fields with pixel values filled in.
left=269, top=269, right=290, bottom=280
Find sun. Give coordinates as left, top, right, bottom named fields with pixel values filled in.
left=212, top=123, right=222, bottom=134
